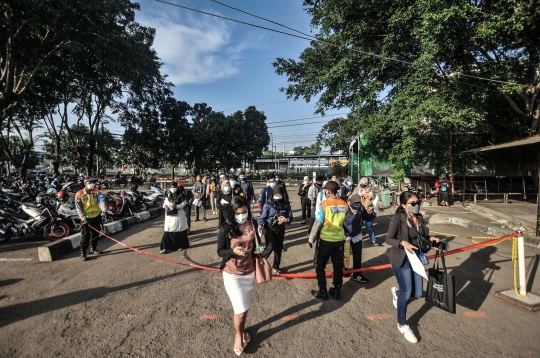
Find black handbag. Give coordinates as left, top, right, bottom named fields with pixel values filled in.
left=426, top=250, right=456, bottom=314
left=408, top=218, right=432, bottom=253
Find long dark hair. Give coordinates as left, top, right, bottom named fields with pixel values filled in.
left=395, top=191, right=420, bottom=215
left=226, top=196, right=252, bottom=237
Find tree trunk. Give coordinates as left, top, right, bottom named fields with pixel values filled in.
left=171, top=164, right=175, bottom=180
left=448, top=132, right=455, bottom=199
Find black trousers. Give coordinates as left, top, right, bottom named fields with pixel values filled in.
left=264, top=227, right=285, bottom=270
left=351, top=239, right=363, bottom=278
left=195, top=198, right=207, bottom=220
left=80, top=216, right=102, bottom=251
left=316, top=240, right=344, bottom=290
left=184, top=205, right=191, bottom=228
left=300, top=197, right=311, bottom=221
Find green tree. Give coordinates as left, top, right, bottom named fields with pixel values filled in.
left=274, top=0, right=540, bottom=188
left=160, top=98, right=192, bottom=180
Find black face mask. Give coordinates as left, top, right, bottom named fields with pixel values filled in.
left=350, top=204, right=361, bottom=210
left=360, top=184, right=367, bottom=188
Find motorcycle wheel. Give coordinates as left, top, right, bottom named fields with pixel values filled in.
left=103, top=214, right=114, bottom=223
left=0, top=220, right=12, bottom=243
left=154, top=198, right=164, bottom=208
left=125, top=207, right=133, bottom=217
left=139, top=203, right=148, bottom=211
left=44, top=222, right=71, bottom=241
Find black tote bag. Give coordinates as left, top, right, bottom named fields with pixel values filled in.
left=426, top=250, right=456, bottom=314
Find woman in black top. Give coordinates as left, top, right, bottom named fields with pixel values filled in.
left=216, top=181, right=233, bottom=227
left=386, top=191, right=440, bottom=344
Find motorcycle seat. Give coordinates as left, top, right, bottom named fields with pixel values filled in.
left=0, top=209, right=29, bottom=219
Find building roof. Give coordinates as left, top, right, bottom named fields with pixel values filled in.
left=461, top=135, right=540, bottom=154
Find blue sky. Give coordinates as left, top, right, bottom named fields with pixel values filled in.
left=118, top=0, right=346, bottom=153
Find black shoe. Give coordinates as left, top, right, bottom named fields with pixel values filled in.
left=329, top=286, right=341, bottom=300
left=352, top=275, right=369, bottom=283
left=311, top=289, right=328, bottom=300
left=81, top=253, right=87, bottom=261
left=89, top=248, right=102, bottom=254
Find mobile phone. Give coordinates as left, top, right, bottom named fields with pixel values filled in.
left=240, top=249, right=251, bottom=253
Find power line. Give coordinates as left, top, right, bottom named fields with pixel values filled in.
left=266, top=112, right=347, bottom=125
left=155, top=0, right=527, bottom=88
left=268, top=119, right=333, bottom=129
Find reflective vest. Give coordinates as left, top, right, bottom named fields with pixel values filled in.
left=77, top=188, right=102, bottom=219
left=319, top=198, right=348, bottom=242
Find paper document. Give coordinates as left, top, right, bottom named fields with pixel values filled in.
left=351, top=233, right=363, bottom=243
left=192, top=199, right=202, bottom=207
left=373, top=195, right=379, bottom=214
left=220, top=199, right=229, bottom=205
left=405, top=249, right=428, bottom=280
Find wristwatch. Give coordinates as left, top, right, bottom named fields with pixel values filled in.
left=398, top=240, right=403, bottom=249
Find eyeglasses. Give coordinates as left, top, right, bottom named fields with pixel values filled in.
left=406, top=201, right=421, bottom=206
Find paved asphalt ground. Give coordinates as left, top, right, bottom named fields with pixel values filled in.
left=1, top=184, right=539, bottom=357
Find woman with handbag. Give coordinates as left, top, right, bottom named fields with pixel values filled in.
left=257, top=184, right=293, bottom=274
left=386, top=191, right=440, bottom=343
left=217, top=196, right=272, bottom=356
left=160, top=181, right=190, bottom=253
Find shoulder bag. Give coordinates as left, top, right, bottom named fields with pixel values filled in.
left=254, top=223, right=272, bottom=283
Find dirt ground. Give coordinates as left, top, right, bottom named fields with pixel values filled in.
left=1, top=183, right=539, bottom=358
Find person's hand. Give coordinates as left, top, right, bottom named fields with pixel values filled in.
left=233, top=247, right=247, bottom=256
left=258, top=225, right=263, bottom=233
left=430, top=237, right=440, bottom=243
left=402, top=241, right=418, bottom=254
left=278, top=217, right=288, bottom=224
left=81, top=219, right=88, bottom=226
left=308, top=242, right=313, bottom=248
left=366, top=206, right=374, bottom=214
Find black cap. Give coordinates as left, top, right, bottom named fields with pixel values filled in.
left=323, top=181, right=339, bottom=192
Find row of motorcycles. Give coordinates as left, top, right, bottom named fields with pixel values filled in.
left=0, top=176, right=165, bottom=243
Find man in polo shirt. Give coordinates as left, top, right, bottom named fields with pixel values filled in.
left=308, top=181, right=348, bottom=300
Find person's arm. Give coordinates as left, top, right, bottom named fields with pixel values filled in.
left=258, top=204, right=270, bottom=227
left=361, top=205, right=377, bottom=222
left=74, top=192, right=87, bottom=223
left=216, top=192, right=226, bottom=210
left=286, top=205, right=293, bottom=224
left=307, top=185, right=316, bottom=202
left=97, top=191, right=107, bottom=213
left=298, top=184, right=304, bottom=196
left=217, top=224, right=234, bottom=259
left=308, top=204, right=325, bottom=244
left=385, top=216, right=402, bottom=248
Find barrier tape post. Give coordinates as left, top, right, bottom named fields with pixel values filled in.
left=515, top=230, right=528, bottom=297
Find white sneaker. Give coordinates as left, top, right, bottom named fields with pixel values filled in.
left=397, top=324, right=418, bottom=343
left=391, top=287, right=398, bottom=309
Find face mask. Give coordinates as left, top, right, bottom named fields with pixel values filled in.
left=275, top=177, right=280, bottom=181
left=235, top=213, right=248, bottom=224
left=170, top=188, right=177, bottom=194
left=350, top=204, right=361, bottom=211
left=273, top=196, right=282, bottom=201
left=268, top=182, right=276, bottom=188
left=197, top=178, right=201, bottom=182
left=407, top=203, right=421, bottom=214
left=360, top=184, right=367, bottom=188
left=87, top=184, right=94, bottom=190
left=224, top=186, right=231, bottom=193
left=230, top=181, right=237, bottom=187
left=347, top=181, right=353, bottom=186
left=240, top=177, right=245, bottom=181
left=316, top=181, right=322, bottom=186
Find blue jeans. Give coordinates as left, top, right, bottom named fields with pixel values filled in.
left=365, top=220, right=376, bottom=243
left=391, top=257, right=424, bottom=325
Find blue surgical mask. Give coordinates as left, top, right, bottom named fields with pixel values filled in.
left=268, top=182, right=276, bottom=188
left=224, top=186, right=231, bottom=193
left=347, top=181, right=353, bottom=186
left=230, top=181, right=237, bottom=187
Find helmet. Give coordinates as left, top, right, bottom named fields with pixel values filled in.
left=47, top=188, right=58, bottom=197
left=84, top=177, right=96, bottom=184
left=57, top=190, right=69, bottom=202
left=131, top=183, right=138, bottom=191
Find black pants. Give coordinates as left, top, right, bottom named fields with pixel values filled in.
left=195, top=198, right=207, bottom=220
left=300, top=197, right=311, bottom=221
left=316, top=240, right=344, bottom=290
left=351, top=239, right=363, bottom=279
left=80, top=216, right=102, bottom=252
left=184, top=205, right=191, bottom=228
left=264, top=227, right=285, bottom=270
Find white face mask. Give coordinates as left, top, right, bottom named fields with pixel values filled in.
left=235, top=213, right=249, bottom=224
left=170, top=188, right=177, bottom=194
left=87, top=184, right=94, bottom=190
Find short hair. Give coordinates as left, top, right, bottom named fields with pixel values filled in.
left=239, top=172, right=245, bottom=176
left=267, top=173, right=276, bottom=181
left=315, top=175, right=323, bottom=181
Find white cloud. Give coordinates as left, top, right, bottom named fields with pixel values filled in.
left=137, top=6, right=258, bottom=85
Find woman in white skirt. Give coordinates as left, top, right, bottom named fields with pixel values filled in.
left=160, top=182, right=189, bottom=253
left=217, top=196, right=272, bottom=356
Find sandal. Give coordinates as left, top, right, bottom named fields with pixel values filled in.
left=234, top=347, right=243, bottom=356
left=243, top=332, right=251, bottom=345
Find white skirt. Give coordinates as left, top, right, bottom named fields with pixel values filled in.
left=223, top=271, right=255, bottom=315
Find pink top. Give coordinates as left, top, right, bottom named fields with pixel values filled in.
left=224, top=223, right=256, bottom=275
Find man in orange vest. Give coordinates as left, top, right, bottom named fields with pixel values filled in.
left=75, top=178, right=107, bottom=261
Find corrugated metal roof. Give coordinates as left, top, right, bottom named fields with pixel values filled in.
left=461, top=135, right=540, bottom=154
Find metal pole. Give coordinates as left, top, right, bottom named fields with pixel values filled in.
left=517, top=230, right=527, bottom=296
left=462, top=156, right=466, bottom=207
left=357, top=136, right=360, bottom=184
left=523, top=177, right=527, bottom=200
left=485, top=179, right=488, bottom=200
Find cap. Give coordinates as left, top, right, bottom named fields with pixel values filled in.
left=84, top=177, right=96, bottom=183
left=349, top=194, right=362, bottom=205
left=323, top=181, right=339, bottom=192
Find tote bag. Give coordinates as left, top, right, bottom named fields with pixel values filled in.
left=426, top=250, right=456, bottom=314
left=254, top=228, right=272, bottom=283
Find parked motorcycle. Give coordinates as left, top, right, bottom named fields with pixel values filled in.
left=0, top=201, right=72, bottom=242
left=104, top=191, right=134, bottom=220
left=143, top=186, right=164, bottom=208
left=62, top=180, right=84, bottom=193
left=56, top=202, right=82, bottom=232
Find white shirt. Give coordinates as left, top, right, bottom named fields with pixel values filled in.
left=163, top=197, right=188, bottom=232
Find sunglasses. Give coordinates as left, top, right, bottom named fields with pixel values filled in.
left=406, top=201, right=421, bottom=206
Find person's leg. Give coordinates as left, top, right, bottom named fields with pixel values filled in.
left=330, top=242, right=344, bottom=288
left=272, top=230, right=284, bottom=270
left=365, top=220, right=376, bottom=244
left=233, top=311, right=248, bottom=350
left=391, top=260, right=413, bottom=326
left=350, top=239, right=363, bottom=279
left=88, top=216, right=102, bottom=251
left=80, top=224, right=90, bottom=260
left=201, top=199, right=207, bottom=220
left=184, top=206, right=191, bottom=228
left=412, top=269, right=424, bottom=299
left=264, top=227, right=276, bottom=253
left=315, top=241, right=332, bottom=291
left=195, top=205, right=200, bottom=221
left=306, top=199, right=311, bottom=219
left=301, top=198, right=307, bottom=221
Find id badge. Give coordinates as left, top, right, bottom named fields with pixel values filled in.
left=418, top=252, right=429, bottom=265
